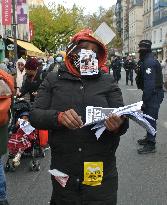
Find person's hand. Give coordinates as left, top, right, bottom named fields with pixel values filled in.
left=16, top=91, right=21, bottom=97
left=32, top=91, right=38, bottom=96
left=141, top=103, right=146, bottom=112
left=16, top=120, right=19, bottom=127
left=60, top=109, right=83, bottom=129
left=104, top=114, right=125, bottom=132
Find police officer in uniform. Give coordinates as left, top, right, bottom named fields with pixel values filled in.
left=110, top=56, right=122, bottom=83
left=124, top=55, right=136, bottom=86
left=136, top=40, right=164, bottom=154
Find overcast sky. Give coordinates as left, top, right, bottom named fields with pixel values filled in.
left=44, top=0, right=117, bottom=14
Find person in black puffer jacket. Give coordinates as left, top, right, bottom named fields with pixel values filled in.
left=30, top=29, right=129, bottom=205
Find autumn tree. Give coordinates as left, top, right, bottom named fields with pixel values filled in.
left=52, top=4, right=84, bottom=50
left=30, top=4, right=122, bottom=53
left=84, top=7, right=122, bottom=51
left=29, top=6, right=56, bottom=51
left=29, top=4, right=84, bottom=52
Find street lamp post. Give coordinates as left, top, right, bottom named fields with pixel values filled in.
left=12, top=0, right=18, bottom=64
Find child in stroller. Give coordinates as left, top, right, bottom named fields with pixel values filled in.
left=5, top=99, right=46, bottom=172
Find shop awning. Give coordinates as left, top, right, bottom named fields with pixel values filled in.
left=8, top=38, right=44, bottom=56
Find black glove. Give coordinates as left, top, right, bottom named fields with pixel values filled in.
left=141, top=103, right=146, bottom=112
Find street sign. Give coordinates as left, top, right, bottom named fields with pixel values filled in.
left=7, top=44, right=14, bottom=51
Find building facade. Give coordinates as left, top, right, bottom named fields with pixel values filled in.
left=143, top=0, right=153, bottom=41
left=0, top=0, right=30, bottom=42
left=115, top=0, right=144, bottom=56
left=151, top=0, right=167, bottom=60
left=114, top=0, right=167, bottom=59
left=0, top=0, right=45, bottom=61
left=0, top=0, right=44, bottom=42
left=129, top=0, right=144, bottom=56
left=115, top=0, right=123, bottom=37
left=122, top=0, right=130, bottom=55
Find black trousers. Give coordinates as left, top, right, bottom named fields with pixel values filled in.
left=50, top=174, right=118, bottom=205
left=113, top=69, right=121, bottom=82
left=126, top=70, right=133, bottom=84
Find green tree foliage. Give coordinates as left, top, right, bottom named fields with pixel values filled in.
left=29, top=4, right=122, bottom=52
left=29, top=6, right=56, bottom=51
left=29, top=4, right=84, bottom=52
left=84, top=7, right=122, bottom=51
left=52, top=4, right=84, bottom=49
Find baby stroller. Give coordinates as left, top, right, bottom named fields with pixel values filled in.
left=5, top=98, right=47, bottom=172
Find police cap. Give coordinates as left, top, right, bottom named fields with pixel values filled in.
left=138, top=40, right=152, bottom=50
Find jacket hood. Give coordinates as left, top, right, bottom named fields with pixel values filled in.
left=16, top=57, right=26, bottom=65
left=65, top=29, right=107, bottom=76
left=0, top=69, right=14, bottom=95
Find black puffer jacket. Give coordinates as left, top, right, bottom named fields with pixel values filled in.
left=20, top=70, right=43, bottom=102
left=30, top=66, right=129, bottom=202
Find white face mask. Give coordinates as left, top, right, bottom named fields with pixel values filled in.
left=56, top=56, right=63, bottom=63
left=79, top=49, right=98, bottom=76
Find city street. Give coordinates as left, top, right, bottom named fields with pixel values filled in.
left=4, top=70, right=167, bottom=205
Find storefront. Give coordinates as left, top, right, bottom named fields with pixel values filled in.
left=6, top=38, right=45, bottom=60
left=152, top=47, right=163, bottom=61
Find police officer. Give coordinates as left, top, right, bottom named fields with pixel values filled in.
left=110, top=56, right=122, bottom=83
left=124, top=55, right=136, bottom=86
left=136, top=40, right=164, bottom=154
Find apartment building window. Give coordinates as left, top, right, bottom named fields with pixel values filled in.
left=160, top=28, right=162, bottom=42
left=144, top=2, right=145, bottom=13
left=148, top=15, right=150, bottom=27
left=144, top=17, right=146, bottom=29
left=147, top=0, right=149, bottom=11
left=153, top=30, right=156, bottom=43
left=146, top=16, right=148, bottom=28
left=146, top=0, right=147, bottom=12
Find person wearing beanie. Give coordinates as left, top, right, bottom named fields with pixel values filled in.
left=18, top=57, right=44, bottom=102
left=136, top=40, right=164, bottom=154
left=30, top=29, right=129, bottom=205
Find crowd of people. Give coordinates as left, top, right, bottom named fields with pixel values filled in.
left=0, top=28, right=166, bottom=204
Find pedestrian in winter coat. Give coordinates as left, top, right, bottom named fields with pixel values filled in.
left=0, top=68, right=14, bottom=205
left=30, top=29, right=129, bottom=205
left=18, top=58, right=44, bottom=103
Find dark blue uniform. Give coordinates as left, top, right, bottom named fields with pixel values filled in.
left=110, top=58, right=121, bottom=83
left=139, top=53, right=164, bottom=142
left=124, top=59, right=136, bottom=85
